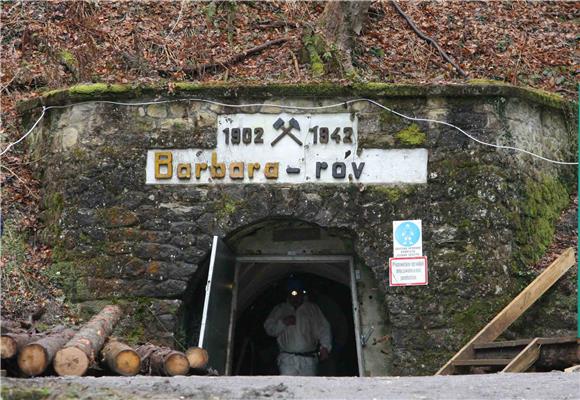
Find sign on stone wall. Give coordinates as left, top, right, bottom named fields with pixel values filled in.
left=389, top=257, right=428, bottom=286
left=393, top=220, right=423, bottom=258
left=146, top=113, right=428, bottom=184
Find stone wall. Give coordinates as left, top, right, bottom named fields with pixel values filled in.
left=22, top=83, right=577, bottom=375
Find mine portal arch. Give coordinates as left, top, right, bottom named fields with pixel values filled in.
left=196, top=218, right=367, bottom=376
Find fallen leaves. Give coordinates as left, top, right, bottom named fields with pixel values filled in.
left=0, top=1, right=577, bottom=324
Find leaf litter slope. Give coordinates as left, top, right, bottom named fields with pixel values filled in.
left=0, top=1, right=577, bottom=323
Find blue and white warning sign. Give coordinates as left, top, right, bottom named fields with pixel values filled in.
left=393, top=220, right=422, bottom=258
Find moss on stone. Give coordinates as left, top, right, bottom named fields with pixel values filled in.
left=395, top=123, right=427, bottom=146
left=513, top=174, right=569, bottom=270
left=69, top=83, right=131, bottom=95
left=467, top=78, right=511, bottom=86
left=215, top=194, right=244, bottom=219
left=173, top=82, right=204, bottom=92
left=97, top=206, right=139, bottom=228
left=60, top=50, right=75, bottom=64
left=369, top=186, right=405, bottom=202
left=19, top=82, right=576, bottom=115
left=453, top=295, right=511, bottom=337
left=378, top=109, right=402, bottom=127
left=43, top=261, right=86, bottom=302
left=59, top=50, right=77, bottom=76
left=1, top=387, right=51, bottom=400
left=39, top=192, right=64, bottom=244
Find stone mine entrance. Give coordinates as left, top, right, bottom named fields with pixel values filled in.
left=196, top=219, right=363, bottom=376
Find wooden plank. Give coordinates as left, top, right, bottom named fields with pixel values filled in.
left=474, top=336, right=578, bottom=350
left=453, top=358, right=511, bottom=367
left=502, top=338, right=541, bottom=372
left=474, top=339, right=532, bottom=350
left=536, top=336, right=578, bottom=345
left=436, top=248, right=576, bottom=375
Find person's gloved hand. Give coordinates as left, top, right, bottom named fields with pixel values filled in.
left=282, top=315, right=296, bottom=326
left=318, top=346, right=329, bottom=361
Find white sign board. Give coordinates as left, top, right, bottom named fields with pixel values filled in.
left=393, top=219, right=422, bottom=258
left=389, top=257, right=428, bottom=286
left=145, top=113, right=428, bottom=185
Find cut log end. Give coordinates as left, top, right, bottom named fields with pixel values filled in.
left=0, top=336, right=17, bottom=359
left=18, top=343, right=49, bottom=377
left=186, top=347, right=209, bottom=369
left=166, top=353, right=190, bottom=376
left=115, top=349, right=141, bottom=376
left=54, top=346, right=90, bottom=376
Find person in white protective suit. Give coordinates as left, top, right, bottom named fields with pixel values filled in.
left=264, top=277, right=332, bottom=376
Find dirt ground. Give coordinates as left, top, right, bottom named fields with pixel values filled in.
left=2, top=372, right=579, bottom=400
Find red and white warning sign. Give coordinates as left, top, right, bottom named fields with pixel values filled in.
left=389, top=256, right=428, bottom=286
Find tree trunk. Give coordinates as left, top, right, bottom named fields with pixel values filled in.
left=1, top=333, right=41, bottom=359
left=17, top=329, right=76, bottom=376
left=185, top=347, right=209, bottom=369
left=319, top=1, right=371, bottom=74
left=54, top=305, right=123, bottom=376
left=136, top=344, right=189, bottom=376
left=101, top=338, right=141, bottom=376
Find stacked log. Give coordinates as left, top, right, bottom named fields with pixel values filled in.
left=54, top=305, right=123, bottom=376
left=17, top=329, right=76, bottom=376
left=101, top=338, right=141, bottom=376
left=136, top=344, right=189, bottom=376
left=1, top=333, right=41, bottom=359
left=186, top=347, right=209, bottom=369
left=0, top=306, right=203, bottom=378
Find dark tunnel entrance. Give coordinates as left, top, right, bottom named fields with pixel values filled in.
left=232, top=271, right=359, bottom=376
left=185, top=219, right=365, bottom=376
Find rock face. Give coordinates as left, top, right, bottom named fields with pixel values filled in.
left=24, top=83, right=577, bottom=375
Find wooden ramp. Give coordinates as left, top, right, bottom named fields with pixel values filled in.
left=436, top=248, right=578, bottom=375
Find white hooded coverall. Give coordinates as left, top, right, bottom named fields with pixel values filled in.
left=264, top=299, right=332, bottom=376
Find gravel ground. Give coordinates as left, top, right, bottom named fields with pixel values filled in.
left=2, top=372, right=579, bottom=400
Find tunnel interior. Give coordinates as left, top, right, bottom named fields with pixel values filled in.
left=180, top=218, right=362, bottom=375
left=233, top=270, right=359, bottom=376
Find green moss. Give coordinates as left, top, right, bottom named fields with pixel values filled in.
left=215, top=193, right=245, bottom=219
left=173, top=82, right=203, bottom=91
left=124, top=325, right=145, bottom=345
left=513, top=174, right=569, bottom=270
left=467, top=78, right=510, bottom=86
left=1, top=387, right=51, bottom=400
left=369, top=185, right=404, bottom=202
left=303, top=35, right=325, bottom=78
left=19, top=82, right=576, bottom=117
left=526, top=87, right=566, bottom=108
left=68, top=83, right=131, bottom=95
left=1, top=221, right=29, bottom=280
left=379, top=109, right=402, bottom=127
left=59, top=50, right=77, bottom=76
left=395, top=123, right=427, bottom=146
left=60, top=50, right=75, bottom=64
left=39, top=192, right=64, bottom=244
left=43, top=261, right=83, bottom=301
left=453, top=295, right=510, bottom=337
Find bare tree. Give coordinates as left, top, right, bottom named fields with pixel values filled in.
left=318, top=1, right=371, bottom=75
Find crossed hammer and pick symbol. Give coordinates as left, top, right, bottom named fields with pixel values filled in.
left=271, top=117, right=303, bottom=147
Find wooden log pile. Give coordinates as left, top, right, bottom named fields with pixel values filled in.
left=0, top=305, right=212, bottom=378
